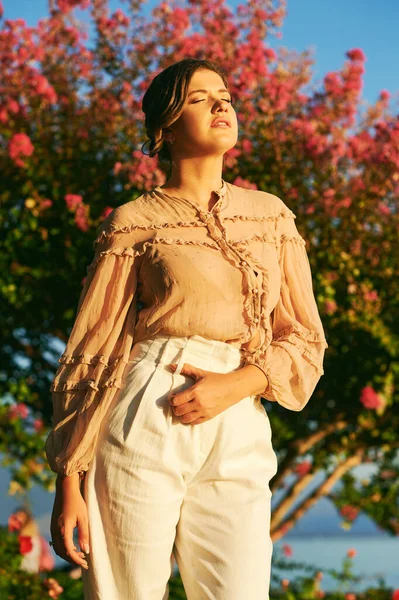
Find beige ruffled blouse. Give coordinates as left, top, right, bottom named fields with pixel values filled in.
left=45, top=179, right=328, bottom=477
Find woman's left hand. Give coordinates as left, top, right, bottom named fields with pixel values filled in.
left=168, top=362, right=240, bottom=425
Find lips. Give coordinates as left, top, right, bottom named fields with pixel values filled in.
left=211, top=117, right=231, bottom=127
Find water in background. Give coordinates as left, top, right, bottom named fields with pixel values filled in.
left=273, top=534, right=399, bottom=593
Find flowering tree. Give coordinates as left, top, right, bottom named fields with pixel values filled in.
left=0, top=0, right=398, bottom=542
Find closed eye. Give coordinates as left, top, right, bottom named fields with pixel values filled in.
left=193, top=99, right=232, bottom=104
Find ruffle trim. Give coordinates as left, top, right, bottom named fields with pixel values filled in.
left=87, top=238, right=221, bottom=273
left=47, top=355, right=130, bottom=476
left=273, top=324, right=329, bottom=346
left=93, top=207, right=296, bottom=247
left=280, top=234, right=306, bottom=246
left=224, top=208, right=296, bottom=222
left=229, top=232, right=305, bottom=247
left=50, top=376, right=125, bottom=393
left=57, top=352, right=126, bottom=367
left=94, top=219, right=203, bottom=247
left=89, top=233, right=287, bottom=274
left=50, top=354, right=129, bottom=396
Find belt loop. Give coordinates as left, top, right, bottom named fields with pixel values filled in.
left=167, top=337, right=190, bottom=399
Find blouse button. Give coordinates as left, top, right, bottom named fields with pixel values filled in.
left=253, top=317, right=259, bottom=323
left=253, top=287, right=259, bottom=293
left=240, top=260, right=247, bottom=266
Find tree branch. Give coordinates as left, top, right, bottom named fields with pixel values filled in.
left=271, top=447, right=366, bottom=542
left=271, top=417, right=348, bottom=491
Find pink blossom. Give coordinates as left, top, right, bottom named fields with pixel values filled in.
left=64, top=193, right=82, bottom=211
left=347, top=548, right=357, bottom=558
left=364, top=290, right=379, bottom=302
left=113, top=8, right=130, bottom=27
left=8, top=99, right=20, bottom=114
left=378, top=202, right=391, bottom=215
left=43, top=577, right=64, bottom=599
left=325, top=299, right=337, bottom=315
left=392, top=591, right=399, bottom=600
left=19, top=535, right=33, bottom=554
left=57, top=0, right=90, bottom=14
left=295, top=460, right=312, bottom=477
left=113, top=161, right=123, bottom=175
left=39, top=536, right=55, bottom=571
left=345, top=594, right=356, bottom=600
left=360, top=386, right=385, bottom=410
left=346, top=48, right=366, bottom=62
left=340, top=505, right=359, bottom=521
left=241, top=139, right=253, bottom=153
left=33, top=418, right=44, bottom=432
left=40, top=199, right=53, bottom=210
left=8, top=403, right=29, bottom=419
left=282, top=543, right=292, bottom=556
left=101, top=206, right=114, bottom=219
left=8, top=513, right=23, bottom=532
left=8, top=133, right=34, bottom=167
left=232, top=177, right=257, bottom=190
left=74, top=203, right=89, bottom=231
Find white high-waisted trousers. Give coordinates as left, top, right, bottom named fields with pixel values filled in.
left=81, top=334, right=278, bottom=600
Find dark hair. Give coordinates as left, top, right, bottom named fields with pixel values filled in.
left=141, top=58, right=229, bottom=174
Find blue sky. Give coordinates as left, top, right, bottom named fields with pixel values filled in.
left=3, top=0, right=399, bottom=108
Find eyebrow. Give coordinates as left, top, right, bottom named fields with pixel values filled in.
left=188, top=88, right=230, bottom=96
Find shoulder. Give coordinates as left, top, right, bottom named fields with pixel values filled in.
left=99, top=193, right=154, bottom=233
left=227, top=182, right=296, bottom=219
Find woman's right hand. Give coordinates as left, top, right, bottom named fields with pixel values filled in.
left=50, top=473, right=90, bottom=570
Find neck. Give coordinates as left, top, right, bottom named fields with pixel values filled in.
left=161, top=160, right=224, bottom=210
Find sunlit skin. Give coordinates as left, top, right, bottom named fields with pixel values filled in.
left=55, top=69, right=270, bottom=569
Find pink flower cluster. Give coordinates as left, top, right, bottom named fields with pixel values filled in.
left=57, top=0, right=90, bottom=15
left=340, top=504, right=360, bottom=521
left=43, top=577, right=64, bottom=599
left=360, top=386, right=385, bottom=410
left=8, top=403, right=29, bottom=419
left=282, top=543, right=292, bottom=557
left=295, top=460, right=312, bottom=477
left=8, top=133, right=34, bottom=167
left=19, top=535, right=33, bottom=554
left=64, top=194, right=90, bottom=231
left=64, top=193, right=82, bottom=210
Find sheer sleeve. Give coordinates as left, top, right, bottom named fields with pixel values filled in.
left=45, top=214, right=139, bottom=477
left=251, top=202, right=328, bottom=411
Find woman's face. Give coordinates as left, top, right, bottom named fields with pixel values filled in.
left=166, top=69, right=238, bottom=159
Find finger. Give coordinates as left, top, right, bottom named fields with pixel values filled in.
left=52, top=534, right=82, bottom=565
left=78, top=514, right=90, bottom=555
left=64, top=524, right=89, bottom=569
left=54, top=544, right=86, bottom=566
left=190, top=416, right=207, bottom=425
left=180, top=410, right=202, bottom=424
left=52, top=525, right=86, bottom=566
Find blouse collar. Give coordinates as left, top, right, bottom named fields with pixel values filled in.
left=153, top=179, right=228, bottom=215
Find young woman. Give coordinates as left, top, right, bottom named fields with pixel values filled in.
left=46, top=58, right=328, bottom=599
